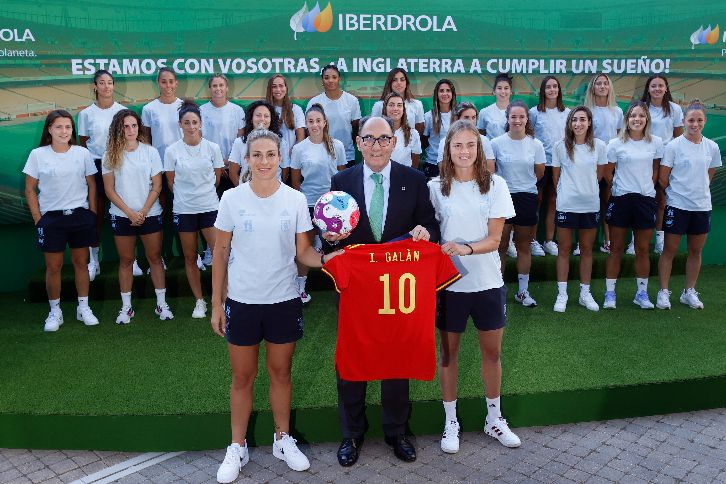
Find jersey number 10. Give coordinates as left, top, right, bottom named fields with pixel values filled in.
left=378, top=273, right=416, bottom=315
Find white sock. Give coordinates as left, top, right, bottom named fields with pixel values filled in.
left=636, top=278, right=648, bottom=293
left=580, top=283, right=591, bottom=295
left=509, top=232, right=514, bottom=244
left=443, top=399, right=457, bottom=423
left=78, top=296, right=89, bottom=308
left=89, top=247, right=99, bottom=264
left=298, top=276, right=307, bottom=293
left=557, top=282, right=567, bottom=296
left=230, top=441, right=242, bottom=450
left=656, top=230, right=664, bottom=242
left=49, top=299, right=61, bottom=312
left=685, top=287, right=696, bottom=294
left=517, top=274, right=529, bottom=294
left=605, top=278, right=617, bottom=292
left=120, top=291, right=132, bottom=308
left=486, top=396, right=501, bottom=422
left=155, top=288, right=167, bottom=307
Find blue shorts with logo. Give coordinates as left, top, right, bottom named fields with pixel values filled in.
left=173, top=211, right=217, bottom=233
left=225, top=297, right=304, bottom=346
left=663, top=205, right=711, bottom=236
left=35, top=208, right=98, bottom=252
left=605, top=193, right=657, bottom=230
left=111, top=214, right=164, bottom=237
left=506, top=192, right=538, bottom=227
left=555, top=211, right=600, bottom=230
left=437, top=286, right=507, bottom=333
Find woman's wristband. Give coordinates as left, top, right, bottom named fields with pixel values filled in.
left=463, top=243, right=474, bottom=255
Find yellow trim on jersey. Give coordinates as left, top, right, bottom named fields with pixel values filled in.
left=345, top=244, right=365, bottom=250
left=436, top=273, right=462, bottom=292
left=321, top=267, right=341, bottom=293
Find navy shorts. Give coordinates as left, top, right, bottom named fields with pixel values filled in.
left=437, top=286, right=507, bottom=333
left=35, top=207, right=98, bottom=252
left=506, top=192, right=538, bottom=226
left=225, top=297, right=304, bottom=346
left=663, top=205, right=711, bottom=236
left=556, top=211, right=600, bottom=229
left=423, top=162, right=440, bottom=179
left=605, top=194, right=657, bottom=230
left=111, top=214, right=163, bottom=237
left=536, top=166, right=554, bottom=188
left=173, top=211, right=217, bottom=232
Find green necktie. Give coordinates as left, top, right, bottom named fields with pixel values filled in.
left=369, top=172, right=384, bottom=242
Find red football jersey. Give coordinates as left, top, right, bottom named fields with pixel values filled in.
left=322, top=239, right=461, bottom=382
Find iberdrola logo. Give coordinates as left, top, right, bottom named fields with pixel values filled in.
left=290, top=2, right=333, bottom=40
left=690, top=24, right=720, bottom=48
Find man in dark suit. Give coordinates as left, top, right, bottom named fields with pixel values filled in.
left=323, top=115, right=440, bottom=467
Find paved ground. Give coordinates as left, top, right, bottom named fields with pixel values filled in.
left=2, top=408, right=725, bottom=483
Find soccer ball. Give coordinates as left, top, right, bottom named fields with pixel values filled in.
left=313, top=191, right=360, bottom=235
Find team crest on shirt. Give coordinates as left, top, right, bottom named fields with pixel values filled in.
left=281, top=219, right=291, bottom=231
left=243, top=220, right=253, bottom=232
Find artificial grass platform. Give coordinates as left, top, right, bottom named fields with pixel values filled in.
left=3, top=267, right=726, bottom=450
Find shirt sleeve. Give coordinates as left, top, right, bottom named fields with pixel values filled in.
left=411, top=131, right=422, bottom=155
left=414, top=100, right=425, bottom=124
left=280, top=139, right=291, bottom=169
left=150, top=148, right=163, bottom=176
left=660, top=142, right=675, bottom=168
left=423, top=112, right=432, bottom=136
left=164, top=146, right=176, bottom=172
left=214, top=190, right=234, bottom=232
left=350, top=94, right=362, bottom=121
left=228, top=138, right=243, bottom=165
left=295, top=191, right=314, bottom=233
left=427, top=180, right=443, bottom=223
left=551, top=142, right=563, bottom=168
left=708, top=141, right=722, bottom=168
left=653, top=137, right=664, bottom=160
left=141, top=105, right=151, bottom=128
left=293, top=105, right=305, bottom=129
left=22, top=150, right=39, bottom=178
left=434, top=244, right=462, bottom=291
left=335, top=140, right=347, bottom=167
left=370, top=101, right=382, bottom=117
left=83, top=148, right=97, bottom=175
left=290, top=143, right=302, bottom=169
left=211, top=142, right=224, bottom=169
left=476, top=108, right=486, bottom=131
left=77, top=110, right=89, bottom=137
left=101, top=153, right=111, bottom=175
left=488, top=176, right=516, bottom=219
left=236, top=105, right=246, bottom=130
left=321, top=250, right=350, bottom=292
left=615, top=107, right=624, bottom=130
left=672, top=104, right=684, bottom=128
left=533, top=139, right=546, bottom=165
left=606, top=138, right=619, bottom=164
left=596, top=140, right=608, bottom=166
left=482, top=137, right=494, bottom=160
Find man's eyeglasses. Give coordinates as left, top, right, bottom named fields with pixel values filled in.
left=360, top=135, right=393, bottom=147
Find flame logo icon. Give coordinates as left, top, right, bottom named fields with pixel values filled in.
left=690, top=24, right=720, bottom=48
left=290, top=2, right=333, bottom=39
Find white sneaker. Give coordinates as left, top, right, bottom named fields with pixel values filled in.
left=680, top=289, right=704, bottom=309
left=654, top=232, right=664, bottom=255
left=44, top=310, right=64, bottom=332
left=197, top=254, right=206, bottom=271
left=272, top=433, right=310, bottom=472
left=656, top=289, right=671, bottom=310
left=441, top=420, right=460, bottom=454
left=572, top=243, right=580, bottom=256
left=146, top=257, right=167, bottom=275
left=202, top=247, right=213, bottom=266
left=155, top=304, right=174, bottom=320
left=132, top=259, right=143, bottom=277
left=633, top=291, right=655, bottom=309
left=599, top=241, right=611, bottom=254
left=553, top=293, right=568, bottom=312
left=530, top=240, right=545, bottom=257
left=579, top=292, right=600, bottom=311
left=88, top=261, right=100, bottom=282
left=625, top=241, right=636, bottom=255
left=484, top=417, right=521, bottom=448
left=115, top=306, right=134, bottom=325
left=216, top=442, right=249, bottom=484
left=603, top=291, right=617, bottom=309
left=543, top=240, right=559, bottom=256
left=76, top=306, right=99, bottom=326
left=192, top=299, right=207, bottom=319
left=506, top=241, right=517, bottom=258
left=514, top=290, right=537, bottom=307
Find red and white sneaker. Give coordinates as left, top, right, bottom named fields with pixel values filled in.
left=484, top=417, right=521, bottom=448
left=115, top=306, right=134, bottom=325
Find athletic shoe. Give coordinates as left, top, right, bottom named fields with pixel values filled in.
left=656, top=289, right=671, bottom=310
left=603, top=291, right=617, bottom=309
left=441, top=420, right=460, bottom=454
left=87, top=261, right=100, bottom=282
left=654, top=232, right=664, bottom=255
left=76, top=306, right=99, bottom=326
left=579, top=292, right=600, bottom=311
left=680, top=289, right=704, bottom=309
left=531, top=240, right=545, bottom=257
left=514, top=290, right=537, bottom=307
left=273, top=433, right=310, bottom=471
left=543, top=240, right=559, bottom=256
left=572, top=243, right=580, bottom=256
left=132, top=259, right=143, bottom=277
left=484, top=417, right=521, bottom=448
left=202, top=247, right=213, bottom=266
left=625, top=241, right=636, bottom=255
left=599, top=241, right=611, bottom=254
left=44, top=310, right=63, bottom=332
left=553, top=294, right=568, bottom=313
left=300, top=292, right=312, bottom=305
left=115, top=306, right=134, bottom=324
left=192, top=299, right=207, bottom=319
left=197, top=254, right=206, bottom=271
left=155, top=304, right=174, bottom=320
left=633, top=291, right=655, bottom=309
left=506, top=241, right=517, bottom=258
left=216, top=442, right=248, bottom=484
left=146, top=257, right=168, bottom=275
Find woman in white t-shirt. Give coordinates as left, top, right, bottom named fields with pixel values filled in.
left=603, top=102, right=663, bottom=310
left=102, top=109, right=173, bottom=324
left=493, top=100, right=546, bottom=308
left=640, top=75, right=685, bottom=254
left=423, top=78, right=457, bottom=178
left=428, top=120, right=520, bottom=454
left=371, top=68, right=425, bottom=136
left=436, top=103, right=495, bottom=171
left=165, top=100, right=224, bottom=319
left=211, top=129, right=342, bottom=480
left=382, top=92, right=422, bottom=168
left=290, top=103, right=346, bottom=303
left=267, top=74, right=306, bottom=158
left=551, top=106, right=608, bottom=313
left=306, top=65, right=361, bottom=165
left=477, top=74, right=512, bottom=140
left=229, top=101, right=290, bottom=185
left=529, top=76, right=570, bottom=258
left=78, top=69, right=126, bottom=280
left=656, top=101, right=721, bottom=311
left=23, top=110, right=100, bottom=331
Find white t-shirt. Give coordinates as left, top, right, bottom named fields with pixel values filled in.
left=164, top=138, right=224, bottom=214
left=491, top=134, right=546, bottom=194
left=437, top=134, right=494, bottom=164
left=371, top=98, right=425, bottom=128
left=529, top=106, right=570, bottom=165
left=290, top=137, right=347, bottom=206
left=23, top=145, right=96, bottom=214
left=423, top=110, right=452, bottom=163
left=607, top=136, right=664, bottom=198
left=199, top=101, right=245, bottom=160
left=275, top=104, right=305, bottom=158
left=101, top=143, right=163, bottom=217
left=428, top=174, right=515, bottom=293
left=661, top=135, right=722, bottom=211
left=649, top=102, right=684, bottom=145
left=391, top=127, right=422, bottom=167
left=141, top=98, right=183, bottom=163
left=552, top=139, right=608, bottom=213
left=591, top=105, right=624, bottom=143
left=306, top=91, right=361, bottom=161
left=214, top=182, right=313, bottom=304
left=228, top=135, right=290, bottom=180
left=477, top=103, right=507, bottom=140
left=77, top=102, right=126, bottom=159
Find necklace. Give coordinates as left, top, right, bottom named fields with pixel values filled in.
left=183, top=140, right=203, bottom=158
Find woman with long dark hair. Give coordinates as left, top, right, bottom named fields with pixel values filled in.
left=371, top=67, right=425, bottom=135
left=422, top=78, right=457, bottom=178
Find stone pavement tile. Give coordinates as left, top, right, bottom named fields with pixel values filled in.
left=660, top=464, right=690, bottom=480
left=56, top=468, right=87, bottom=483
left=26, top=467, right=56, bottom=483
left=595, top=464, right=625, bottom=482
left=553, top=451, right=581, bottom=467
left=184, top=469, right=218, bottom=484
left=651, top=474, right=678, bottom=484
left=583, top=476, right=613, bottom=484
left=542, top=459, right=571, bottom=476
left=47, top=458, right=78, bottom=475
left=79, top=460, right=108, bottom=475
left=7, top=453, right=35, bottom=466
left=574, top=456, right=605, bottom=475
left=6, top=477, right=33, bottom=484
left=170, top=463, right=199, bottom=478
left=38, top=451, right=66, bottom=466
left=140, top=462, right=172, bottom=478
left=116, top=474, right=152, bottom=484
left=618, top=476, right=649, bottom=484
left=562, top=467, right=592, bottom=482
left=625, top=465, right=659, bottom=482
left=0, top=468, right=23, bottom=482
